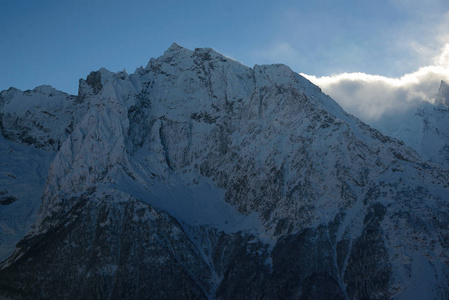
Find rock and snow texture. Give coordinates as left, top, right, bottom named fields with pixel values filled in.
left=0, top=135, right=54, bottom=262
left=0, top=85, right=87, bottom=151
left=0, top=85, right=86, bottom=262
left=372, top=80, right=449, bottom=169
left=0, top=44, right=449, bottom=299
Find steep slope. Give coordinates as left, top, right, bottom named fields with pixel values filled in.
left=0, top=135, right=54, bottom=262
left=1, top=44, right=449, bottom=299
left=372, top=80, right=449, bottom=169
left=0, top=85, right=86, bottom=261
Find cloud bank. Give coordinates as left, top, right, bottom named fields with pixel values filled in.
left=249, top=3, right=449, bottom=123
left=302, top=43, right=449, bottom=122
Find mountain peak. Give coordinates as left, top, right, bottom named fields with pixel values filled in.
left=32, top=85, right=67, bottom=96
left=167, top=42, right=185, bottom=52
left=0, top=87, right=20, bottom=98
left=435, top=80, right=449, bottom=106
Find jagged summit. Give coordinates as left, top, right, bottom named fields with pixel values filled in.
left=165, top=42, right=223, bottom=57
left=436, top=80, right=449, bottom=106
left=168, top=42, right=184, bottom=51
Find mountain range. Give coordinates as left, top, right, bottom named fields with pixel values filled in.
left=0, top=43, right=448, bottom=299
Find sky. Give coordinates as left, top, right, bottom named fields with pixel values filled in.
left=1, top=0, right=449, bottom=121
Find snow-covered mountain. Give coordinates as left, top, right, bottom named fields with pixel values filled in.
left=0, top=44, right=449, bottom=299
left=0, top=85, right=86, bottom=262
left=372, top=80, right=449, bottom=169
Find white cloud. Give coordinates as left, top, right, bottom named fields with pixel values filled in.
left=435, top=43, right=449, bottom=68
left=302, top=43, right=449, bottom=122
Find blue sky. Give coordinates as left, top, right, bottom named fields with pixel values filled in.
left=1, top=0, right=449, bottom=96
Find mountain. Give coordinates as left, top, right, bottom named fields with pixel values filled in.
left=0, top=43, right=449, bottom=299
left=0, top=85, right=87, bottom=262
left=371, top=80, right=449, bottom=169
left=436, top=80, right=449, bottom=107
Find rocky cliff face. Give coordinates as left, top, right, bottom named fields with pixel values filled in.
left=1, top=44, right=449, bottom=299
